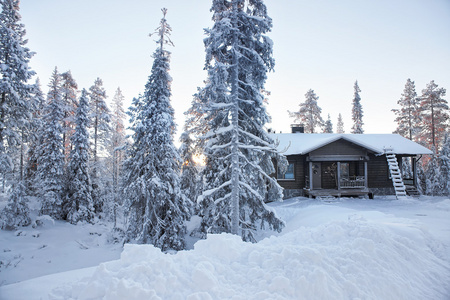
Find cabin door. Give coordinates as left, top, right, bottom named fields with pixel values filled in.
left=312, top=163, right=322, bottom=189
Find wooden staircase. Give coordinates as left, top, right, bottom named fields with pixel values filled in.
left=385, top=149, right=407, bottom=199
left=405, top=185, right=420, bottom=197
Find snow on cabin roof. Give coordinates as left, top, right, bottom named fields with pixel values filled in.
left=270, top=133, right=433, bottom=156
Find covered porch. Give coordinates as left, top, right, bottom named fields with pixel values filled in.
left=305, top=156, right=370, bottom=198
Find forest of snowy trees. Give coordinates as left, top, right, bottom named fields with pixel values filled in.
left=1, top=0, right=449, bottom=251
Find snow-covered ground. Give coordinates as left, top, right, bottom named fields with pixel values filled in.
left=1, top=196, right=449, bottom=299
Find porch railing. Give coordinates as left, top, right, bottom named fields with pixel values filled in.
left=340, top=176, right=365, bottom=188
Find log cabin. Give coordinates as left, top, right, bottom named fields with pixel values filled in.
left=271, top=126, right=432, bottom=199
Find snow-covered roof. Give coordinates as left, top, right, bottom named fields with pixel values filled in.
left=270, top=133, right=432, bottom=156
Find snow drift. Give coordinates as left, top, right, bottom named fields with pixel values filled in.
left=48, top=201, right=450, bottom=300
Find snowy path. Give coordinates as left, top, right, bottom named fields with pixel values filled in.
left=1, top=196, right=449, bottom=299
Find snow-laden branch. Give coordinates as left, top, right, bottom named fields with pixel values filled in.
left=239, top=181, right=264, bottom=202
left=238, top=129, right=274, bottom=148
left=238, top=144, right=277, bottom=152
left=198, top=180, right=232, bottom=203
left=214, top=193, right=231, bottom=205
left=211, top=141, right=233, bottom=150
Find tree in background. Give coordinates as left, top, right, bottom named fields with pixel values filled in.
left=37, top=68, right=65, bottom=219
left=416, top=160, right=427, bottom=195
left=60, top=71, right=78, bottom=163
left=323, top=114, right=333, bottom=133
left=336, top=113, right=344, bottom=133
left=89, top=77, right=110, bottom=212
left=351, top=81, right=364, bottom=134
left=439, top=134, right=450, bottom=196
left=0, top=181, right=30, bottom=229
left=392, top=79, right=420, bottom=141
left=0, top=0, right=35, bottom=190
left=25, top=79, right=46, bottom=195
left=179, top=88, right=210, bottom=207
left=124, top=9, right=189, bottom=251
left=108, top=87, right=127, bottom=227
left=179, top=131, right=201, bottom=207
left=289, top=89, right=323, bottom=133
left=64, top=89, right=94, bottom=224
left=196, top=0, right=284, bottom=241
left=418, top=80, right=448, bottom=150
left=425, top=148, right=442, bottom=196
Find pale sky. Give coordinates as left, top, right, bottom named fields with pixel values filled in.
left=20, top=0, right=450, bottom=137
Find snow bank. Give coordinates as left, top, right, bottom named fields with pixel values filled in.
left=50, top=212, right=450, bottom=300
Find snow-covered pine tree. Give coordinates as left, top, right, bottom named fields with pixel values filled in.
left=418, top=80, right=448, bottom=150
left=439, top=134, right=450, bottom=196
left=289, top=89, right=324, bottom=133
left=401, top=157, right=413, bottom=179
left=0, top=0, right=35, bottom=189
left=197, top=0, right=284, bottom=242
left=110, top=87, right=126, bottom=193
left=37, top=68, right=65, bottom=219
left=416, top=159, right=427, bottom=195
left=25, top=79, right=46, bottom=195
left=392, top=79, right=420, bottom=141
left=179, top=88, right=211, bottom=208
left=88, top=77, right=110, bottom=212
left=336, top=113, right=345, bottom=133
left=179, top=131, right=201, bottom=207
left=123, top=8, right=190, bottom=251
left=64, top=89, right=94, bottom=224
left=351, top=81, right=364, bottom=134
left=60, top=71, right=78, bottom=162
left=425, top=147, right=442, bottom=196
left=108, top=87, right=127, bottom=226
left=323, top=114, right=333, bottom=133
left=0, top=181, right=30, bottom=229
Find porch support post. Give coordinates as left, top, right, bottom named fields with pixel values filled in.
left=412, top=156, right=417, bottom=186
left=364, top=161, right=368, bottom=190
left=337, top=162, right=341, bottom=190
left=309, top=161, right=313, bottom=190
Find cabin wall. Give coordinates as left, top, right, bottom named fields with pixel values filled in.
left=367, top=155, right=391, bottom=188
left=310, top=140, right=366, bottom=156
left=276, top=154, right=306, bottom=198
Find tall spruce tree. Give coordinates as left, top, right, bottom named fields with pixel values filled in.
left=336, top=113, right=345, bottom=133
left=351, top=81, right=364, bottom=134
left=289, top=89, right=324, bottom=133
left=418, top=80, right=448, bottom=150
left=89, top=77, right=110, bottom=212
left=110, top=87, right=126, bottom=193
left=109, top=87, right=127, bottom=227
left=60, top=71, right=78, bottom=162
left=37, top=68, right=65, bottom=219
left=196, top=0, right=284, bottom=241
left=25, top=79, right=46, bottom=195
left=124, top=8, right=189, bottom=251
left=0, top=0, right=35, bottom=188
left=64, top=89, right=94, bottom=224
left=392, top=79, right=420, bottom=141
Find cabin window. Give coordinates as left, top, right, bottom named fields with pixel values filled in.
left=340, top=162, right=349, bottom=179
left=278, top=162, right=295, bottom=180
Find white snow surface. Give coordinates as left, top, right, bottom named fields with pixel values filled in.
left=1, top=196, right=450, bottom=299
left=271, top=133, right=433, bottom=156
